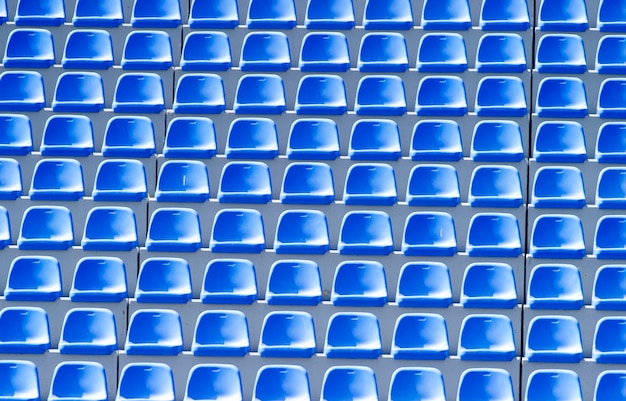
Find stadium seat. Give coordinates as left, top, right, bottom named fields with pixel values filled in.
left=226, top=118, right=278, bottom=159
left=192, top=310, right=249, bottom=356
left=145, top=208, right=202, bottom=252
left=155, top=160, right=210, bottom=202
left=121, top=31, right=173, bottom=70
left=396, top=262, right=452, bottom=308
left=355, top=75, right=406, bottom=116
left=130, top=0, right=181, bottom=28
left=593, top=265, right=626, bottom=310
left=116, top=363, right=175, bottom=401
left=253, top=365, right=311, bottom=401
left=163, top=117, right=217, bottom=158
left=458, top=369, right=515, bottom=401
left=322, top=367, right=378, bottom=400
left=531, top=166, right=585, bottom=208
left=536, top=34, right=587, bottom=73
left=325, top=312, right=381, bottom=358
left=305, top=0, right=355, bottom=29
left=391, top=313, right=449, bottom=360
left=135, top=258, right=192, bottom=304
left=280, top=163, right=335, bottom=204
left=259, top=312, right=316, bottom=357
left=417, top=33, right=467, bottom=72
left=296, top=75, right=347, bottom=115
left=0, top=158, right=22, bottom=199
left=93, top=160, right=148, bottom=202
left=476, top=33, right=527, bottom=72
left=52, top=72, right=104, bottom=112
left=15, top=0, right=65, bottom=26
left=266, top=260, right=322, bottom=305
left=410, top=120, right=463, bottom=161
left=210, top=209, right=265, bottom=253
left=72, top=0, right=123, bottom=27
left=598, top=0, right=626, bottom=31
left=595, top=215, right=626, bottom=258
left=218, top=162, right=271, bottom=203
left=534, top=121, right=586, bottom=162
left=537, top=0, right=588, bottom=31
left=389, top=368, right=446, bottom=401
left=41, top=115, right=94, bottom=156
left=402, top=212, right=457, bottom=256
left=81, top=207, right=138, bottom=251
left=535, top=77, right=588, bottom=117
left=299, top=32, right=350, bottom=72
left=0, top=71, right=45, bottom=112
left=598, top=78, right=626, bottom=118
left=475, top=76, right=527, bottom=116
left=596, top=35, right=626, bottom=74
left=287, top=119, right=340, bottom=160
left=48, top=362, right=107, bottom=401
left=112, top=73, right=165, bottom=113
left=188, top=0, right=239, bottom=28
left=358, top=33, right=408, bottom=72
left=58, top=308, right=117, bottom=355
left=595, top=371, right=626, bottom=401
left=201, top=259, right=257, bottom=304
left=70, top=257, right=128, bottom=303
left=240, top=32, right=290, bottom=72
left=480, top=0, right=530, bottom=30
left=597, top=122, right=626, bottom=163
left=416, top=76, right=467, bottom=116
left=331, top=261, right=387, bottom=306
left=29, top=159, right=84, bottom=200
left=525, top=316, right=583, bottom=362
left=246, top=0, right=296, bottom=28
left=3, top=29, right=54, bottom=68
left=406, top=164, right=460, bottom=207
left=466, top=213, right=522, bottom=257
left=525, top=370, right=582, bottom=401
left=349, top=119, right=401, bottom=160
left=234, top=75, right=286, bottom=114
left=458, top=315, right=516, bottom=360
left=0, top=307, right=50, bottom=353
left=125, top=309, right=183, bottom=356
left=180, top=32, right=232, bottom=71
left=184, top=365, right=242, bottom=401
left=5, top=256, right=61, bottom=301
left=593, top=317, right=626, bottom=363
left=529, top=214, right=585, bottom=258
left=18, top=206, right=74, bottom=250
left=0, top=114, right=32, bottom=155
left=468, top=165, right=523, bottom=208
left=0, top=361, right=39, bottom=401
left=338, top=211, right=393, bottom=255
left=461, top=263, right=517, bottom=308
left=363, top=0, right=412, bottom=29
left=422, top=0, right=471, bottom=30
left=527, top=264, right=583, bottom=309
left=102, top=116, right=156, bottom=158
left=62, top=30, right=113, bottom=70
left=274, top=210, right=330, bottom=254
left=343, top=163, right=397, bottom=205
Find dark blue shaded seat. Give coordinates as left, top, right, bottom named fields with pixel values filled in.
left=469, top=165, right=523, bottom=208
left=331, top=261, right=387, bottom=306
left=58, top=308, right=117, bottom=355
left=81, top=207, right=138, bottom=251
left=135, top=258, right=192, bottom=304
left=402, top=212, right=456, bottom=256
left=534, top=121, right=586, bottom=162
left=458, top=315, right=516, bottom=361
left=275, top=210, right=329, bottom=254
left=218, top=162, right=271, bottom=203
left=181, top=32, right=231, bottom=71
left=363, top=0, right=412, bottom=29
left=93, top=160, right=148, bottom=202
left=163, top=117, right=217, bottom=158
left=466, top=213, right=522, bottom=257
left=461, top=263, right=517, bottom=308
left=480, top=0, right=530, bottom=30
left=417, top=33, right=467, bottom=72
left=287, top=119, right=339, bottom=160
left=184, top=365, right=242, bottom=401
left=532, top=166, right=585, bottom=208
left=259, top=312, right=316, bottom=357
left=358, top=33, right=408, bottom=72
left=102, top=116, right=155, bottom=158
left=145, top=208, right=201, bottom=252
left=116, top=363, right=175, bottom=401
left=125, top=309, right=183, bottom=356
left=536, top=77, right=588, bottom=118
left=391, top=313, right=449, bottom=360
left=253, top=365, right=311, bottom=401
left=131, top=0, right=181, bottom=28
left=397, top=262, right=452, bottom=307
left=0, top=307, right=50, bottom=353
left=62, top=30, right=113, bottom=69
left=246, top=0, right=296, bottom=28
left=49, top=362, right=107, bottom=401
left=5, top=256, right=61, bottom=301
left=296, top=75, right=347, bottom=115
left=18, top=206, right=74, bottom=250
left=410, top=120, right=462, bottom=161
left=421, top=0, right=471, bottom=30
left=266, top=260, right=322, bottom=305
left=305, top=0, right=355, bottom=29
left=201, top=259, right=257, bottom=304
left=338, top=211, right=393, bottom=255
left=188, top=0, right=238, bottom=28
left=210, top=209, right=265, bottom=253
left=73, top=0, right=123, bottom=27
left=324, top=312, right=382, bottom=358
left=299, top=32, right=350, bottom=72
left=29, top=159, right=84, bottom=201
left=526, top=316, right=583, bottom=362
left=192, top=310, right=249, bottom=356
left=121, top=31, right=173, bottom=70
left=528, top=264, right=583, bottom=309
left=530, top=214, right=585, bottom=258
left=156, top=160, right=210, bottom=202
left=3, top=29, right=54, bottom=68
left=406, top=164, right=460, bottom=206
left=240, top=32, right=290, bottom=72
left=70, top=257, right=127, bottom=303
left=343, top=163, right=397, bottom=205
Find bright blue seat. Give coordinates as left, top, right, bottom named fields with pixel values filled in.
left=349, top=119, right=401, bottom=160
left=466, top=213, right=522, bottom=257
left=355, top=75, right=406, bottom=116
left=226, top=118, right=278, bottom=159
left=135, top=258, right=192, bottom=303
left=363, top=0, right=412, bottom=29
left=81, top=207, right=137, bottom=251
left=112, top=73, right=164, bottom=113
left=0, top=115, right=32, bottom=155
left=597, top=122, right=626, bottom=162
left=462, top=263, right=517, bottom=308
left=58, top=308, right=117, bottom=355
left=185, top=365, right=242, bottom=401
left=253, top=365, right=311, bottom=401
left=280, top=163, right=334, bottom=204
left=70, top=257, right=127, bottom=303
left=102, top=116, right=155, bottom=158
left=389, top=368, right=446, bottom=401
left=15, top=0, right=65, bottom=26
left=322, top=367, right=378, bottom=401
left=275, top=210, right=329, bottom=254
left=73, top=0, right=123, bottom=27
left=156, top=160, right=210, bottom=202
left=0, top=307, right=49, bottom=353
left=116, top=364, right=174, bottom=401
left=422, top=0, right=471, bottom=30
left=530, top=214, right=585, bottom=258
left=532, top=166, right=585, bottom=208
left=164, top=117, right=217, bottom=158
left=331, top=261, right=387, bottom=306
left=534, top=121, right=586, bottom=162
left=480, top=0, right=530, bottom=30
left=536, top=77, right=588, bottom=117
left=3, top=29, right=54, bottom=68
left=325, top=312, right=382, bottom=358
left=234, top=74, right=285, bottom=114
left=416, top=76, right=467, bottom=116
left=469, top=165, right=523, bottom=208
left=296, top=75, right=347, bottom=115
left=0, top=159, right=22, bottom=199
left=476, top=33, right=527, bottom=72
left=146, top=208, right=201, bottom=252
left=459, top=315, right=515, bottom=361
left=62, top=30, right=113, bottom=69
left=526, top=370, right=582, bottom=401
left=417, top=33, right=467, bottom=72
left=259, top=312, right=316, bottom=357
left=305, top=0, right=355, bottom=29
left=596, top=36, right=626, bottom=74
left=526, top=316, right=583, bottom=362
left=343, top=163, right=397, bottom=205
left=358, top=33, right=408, bottom=72
left=201, top=259, right=257, bottom=304
left=595, top=215, right=626, bottom=259
left=597, top=168, right=626, bottom=208
left=18, top=206, right=74, bottom=250
left=598, top=0, right=626, bottom=31
left=5, top=256, right=61, bottom=301
left=299, top=32, right=350, bottom=72
left=595, top=371, right=626, bottom=401
left=458, top=369, right=515, bottom=401
left=397, top=262, right=452, bottom=308
left=210, top=209, right=265, bottom=253
left=266, top=260, right=322, bottom=305
left=93, top=160, right=147, bottom=202
left=599, top=78, right=626, bottom=118
left=476, top=76, right=527, bottom=116
left=192, top=310, right=250, bottom=356
left=406, top=164, right=460, bottom=207
left=181, top=32, right=231, bottom=71
left=29, top=159, right=83, bottom=201
left=338, top=211, right=393, bottom=255
left=125, top=309, right=183, bottom=356
left=52, top=72, right=104, bottom=112
left=241, top=32, right=290, bottom=72
left=402, top=212, right=456, bottom=256
left=0, top=71, right=45, bottom=111
left=41, top=115, right=93, bottom=156
left=121, top=31, right=172, bottom=70
left=287, top=119, right=340, bottom=160
left=410, top=120, right=462, bottom=161
left=391, top=313, right=449, bottom=360
left=49, top=362, right=107, bottom=401
left=189, top=0, right=238, bottom=28
left=538, top=0, right=588, bottom=31
left=218, top=162, right=271, bottom=203
left=593, top=265, right=626, bottom=310
left=131, top=0, right=181, bottom=28
left=528, top=264, right=583, bottom=309
left=0, top=361, right=39, bottom=401
left=536, top=34, right=586, bottom=73
left=246, top=0, right=296, bottom=28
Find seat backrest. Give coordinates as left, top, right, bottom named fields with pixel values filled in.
left=62, top=30, right=114, bottom=69
left=125, top=310, right=183, bottom=356
left=407, top=164, right=460, bottom=206
left=322, top=366, right=378, bottom=400
left=192, top=310, right=249, bottom=356
left=181, top=31, right=232, bottom=71
left=280, top=163, right=334, bottom=204
left=402, top=212, right=457, bottom=256
left=73, top=0, right=123, bottom=27
left=287, top=119, right=339, bottom=160
left=421, top=0, right=470, bottom=30
left=58, top=308, right=117, bottom=354
left=295, top=75, right=347, bottom=115
left=121, top=31, right=173, bottom=70
left=188, top=0, right=239, bottom=28
left=535, top=77, right=588, bottom=118
left=210, top=209, right=265, bottom=253
left=338, top=211, right=393, bottom=255
left=479, top=0, right=530, bottom=30
left=597, top=122, right=626, bottom=163
left=253, top=365, right=311, bottom=401
left=49, top=362, right=107, bottom=401
left=117, top=363, right=175, bottom=401
left=0, top=306, right=50, bottom=353
left=466, top=213, right=522, bottom=257
left=0, top=114, right=32, bottom=155
left=131, top=0, right=181, bottom=28
left=274, top=210, right=330, bottom=254
left=536, top=34, right=586, bottom=73
left=532, top=166, right=585, bottom=208
left=156, top=160, right=210, bottom=202
left=410, top=120, right=463, bottom=161
left=112, top=73, right=165, bottom=113
left=93, top=159, right=148, bottom=201
left=476, top=33, right=527, bottom=72
left=299, top=32, right=350, bottom=72
left=70, top=257, right=127, bottom=302
left=0, top=158, right=22, bottom=200
left=246, top=0, right=296, bottom=28
left=324, top=312, right=382, bottom=358
left=458, top=315, right=516, bottom=361
left=0, top=71, right=45, bottom=112
left=534, top=121, right=586, bottom=162
left=81, top=207, right=138, bottom=251
left=396, top=262, right=452, bottom=307
left=355, top=75, right=407, bottom=116
left=3, top=29, right=55, bottom=68
left=0, top=361, right=39, bottom=400
left=5, top=256, right=61, bottom=301
left=526, top=316, right=583, bottom=362
left=173, top=74, right=226, bottom=114
left=135, top=258, right=192, bottom=304
left=218, top=162, right=271, bottom=204
left=593, top=265, right=626, bottom=310
left=358, top=33, right=408, bottom=72
left=102, top=116, right=156, bottom=157
left=417, top=33, right=467, bottom=72
left=15, top=0, right=65, bottom=26
left=52, top=72, right=105, bottom=112
left=331, top=261, right=387, bottom=306
left=41, top=115, right=94, bottom=156
left=185, top=365, right=242, bottom=401
left=389, top=368, right=445, bottom=401
left=530, top=214, right=585, bottom=258
left=305, top=0, right=355, bottom=29
left=343, top=163, right=397, bottom=205
left=164, top=117, right=217, bottom=158
left=18, top=206, right=74, bottom=250
left=461, top=263, right=517, bottom=308
left=146, top=208, right=202, bottom=252
left=363, top=0, right=412, bottom=29
left=240, top=32, right=291, bottom=72
left=469, top=165, right=523, bottom=208
left=259, top=311, right=316, bottom=357
left=201, top=259, right=257, bottom=304
left=537, top=0, right=588, bottom=31
left=458, top=369, right=514, bottom=401
left=266, top=260, right=322, bottom=305
left=525, top=370, right=582, bottom=401
left=391, top=313, right=449, bottom=360
left=349, top=119, right=401, bottom=160
left=226, top=118, right=278, bottom=159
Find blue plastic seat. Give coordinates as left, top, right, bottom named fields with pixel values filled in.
left=201, top=259, right=257, bottom=304
left=241, top=32, right=290, bottom=72
left=0, top=159, right=22, bottom=199
left=280, top=163, right=334, bottom=204
left=598, top=0, right=626, bottom=31
left=4, top=256, right=61, bottom=301
left=391, top=313, right=449, bottom=360
left=135, top=258, right=191, bottom=304
left=210, top=209, right=265, bottom=253
left=121, top=31, right=172, bottom=70
left=593, top=317, right=626, bottom=363
left=480, top=0, right=530, bottom=30
left=93, top=160, right=147, bottom=202
left=185, top=365, right=242, bottom=401
left=530, top=214, right=585, bottom=258
left=226, top=118, right=278, bottom=159
left=181, top=32, right=231, bottom=71
left=62, top=30, right=113, bottom=70
left=234, top=74, right=285, bottom=114
left=296, top=75, right=347, bottom=115
left=397, top=262, right=452, bottom=308
left=102, top=116, right=156, bottom=158
left=595, top=371, right=626, bottom=401
left=599, top=78, right=626, bottom=118
left=259, top=312, right=316, bottom=357
left=41, top=115, right=93, bottom=156
left=593, top=265, right=626, bottom=310
left=538, top=0, right=588, bottom=31
left=410, top=120, right=462, bottom=161
left=72, top=0, right=123, bottom=27
left=526, top=316, right=583, bottom=362
left=534, top=121, right=586, bottom=162
left=156, top=160, right=210, bottom=202
left=275, top=210, right=329, bottom=254
left=266, top=260, right=322, bottom=305
left=597, top=122, right=626, bottom=162
left=469, top=165, right=523, bottom=208
left=466, top=213, right=522, bottom=257
left=0, top=361, right=39, bottom=401
left=116, top=364, right=175, bottom=401
left=536, top=77, right=588, bottom=117
left=458, top=315, right=516, bottom=361
left=406, top=165, right=459, bottom=207
left=246, top=0, right=296, bottom=28
left=343, top=163, right=397, bottom=205
left=325, top=312, right=382, bottom=358
left=0, top=71, right=45, bottom=111
left=218, top=162, right=271, bottom=204
left=18, top=206, right=74, bottom=250
left=322, top=367, right=378, bottom=400
left=363, top=0, right=412, bottom=29
left=189, top=0, right=238, bottom=28
left=192, top=310, right=249, bottom=356
left=417, top=33, right=467, bottom=72
left=331, top=261, right=387, bottom=306
left=131, top=0, right=181, bottom=28
left=536, top=34, right=586, bottom=73
left=15, top=0, right=65, bottom=26
left=528, top=264, right=583, bottom=309
left=532, top=166, right=586, bottom=208
left=402, top=212, right=456, bottom=256
left=146, top=208, right=202, bottom=252
left=355, top=75, right=406, bottom=116
left=389, top=368, right=446, bottom=401
left=299, top=32, right=350, bottom=72
left=458, top=369, right=515, bottom=401
left=597, top=168, right=626, bottom=208
left=0, top=307, right=49, bottom=353
left=461, top=263, right=517, bottom=308
left=49, top=362, right=107, bottom=401
left=125, top=309, right=183, bottom=356
left=70, top=257, right=127, bottom=302
left=416, top=76, right=467, bottom=116
left=349, top=119, right=401, bottom=160
left=422, top=0, right=471, bottom=30
left=253, top=365, right=311, bottom=401
left=112, top=73, right=164, bottom=113
left=595, top=215, right=626, bottom=258
left=164, top=117, right=217, bottom=158
left=287, top=119, right=340, bottom=160
left=338, top=211, right=393, bottom=255
left=476, top=33, right=527, bottom=72
left=58, top=308, right=117, bottom=355
left=596, top=36, right=626, bottom=74
left=0, top=115, right=32, bottom=155
left=81, top=207, right=137, bottom=251
left=305, top=0, right=355, bottom=29
left=52, top=72, right=104, bottom=112
left=475, top=76, right=527, bottom=116
left=526, top=370, right=582, bottom=401
left=358, top=33, right=408, bottom=72
left=3, top=29, right=54, bottom=68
